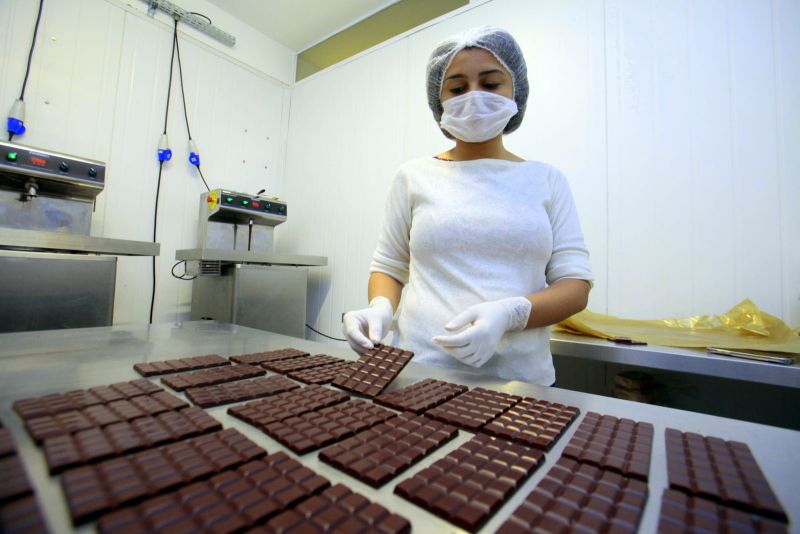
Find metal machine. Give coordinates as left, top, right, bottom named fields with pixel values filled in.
left=0, top=140, right=159, bottom=333
left=177, top=189, right=326, bottom=337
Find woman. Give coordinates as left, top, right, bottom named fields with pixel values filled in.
left=342, top=26, right=593, bottom=386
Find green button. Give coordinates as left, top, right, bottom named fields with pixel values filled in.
left=226, top=197, right=233, bottom=203
left=6, top=152, right=17, bottom=161
left=242, top=200, right=249, bottom=206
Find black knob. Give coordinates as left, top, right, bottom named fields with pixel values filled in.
left=59, top=161, right=69, bottom=172
left=88, top=168, right=97, bottom=178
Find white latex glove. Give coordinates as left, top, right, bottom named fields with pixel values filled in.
left=431, top=297, right=532, bottom=367
left=341, top=296, right=394, bottom=354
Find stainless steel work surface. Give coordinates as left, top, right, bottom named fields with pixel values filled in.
left=176, top=247, right=327, bottom=266
left=1, top=322, right=798, bottom=534
left=0, top=227, right=160, bottom=256
left=551, top=331, right=800, bottom=389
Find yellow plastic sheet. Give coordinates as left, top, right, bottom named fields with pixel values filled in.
left=555, top=299, right=800, bottom=354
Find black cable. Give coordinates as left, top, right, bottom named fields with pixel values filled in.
left=9, top=0, right=44, bottom=142
left=171, top=260, right=196, bottom=280
left=189, top=12, right=212, bottom=24
left=196, top=165, right=211, bottom=192
left=305, top=324, right=347, bottom=342
left=163, top=22, right=178, bottom=134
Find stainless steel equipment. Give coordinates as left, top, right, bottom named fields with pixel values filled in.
left=178, top=189, right=326, bottom=337
left=0, top=140, right=159, bottom=332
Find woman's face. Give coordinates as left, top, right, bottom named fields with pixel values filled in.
left=440, top=47, right=514, bottom=103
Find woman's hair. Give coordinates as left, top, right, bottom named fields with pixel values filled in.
left=426, top=26, right=529, bottom=139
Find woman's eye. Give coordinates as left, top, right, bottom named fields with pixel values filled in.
left=449, top=86, right=465, bottom=94
left=483, top=83, right=501, bottom=90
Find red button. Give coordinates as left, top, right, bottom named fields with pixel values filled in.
left=251, top=202, right=260, bottom=207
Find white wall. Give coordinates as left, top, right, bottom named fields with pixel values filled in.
left=0, top=0, right=294, bottom=324
left=281, top=0, right=800, bottom=345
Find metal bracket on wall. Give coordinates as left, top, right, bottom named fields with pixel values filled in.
left=143, top=0, right=236, bottom=47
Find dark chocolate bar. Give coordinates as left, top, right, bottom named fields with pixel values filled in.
left=665, top=428, right=787, bottom=522
left=395, top=433, right=544, bottom=532
left=185, top=375, right=301, bottom=408
left=228, top=385, right=350, bottom=430
left=287, top=360, right=358, bottom=385
left=320, top=412, right=459, bottom=487
left=134, top=353, right=229, bottom=376
left=260, top=483, right=411, bottom=534
left=496, top=456, right=648, bottom=534
left=61, top=428, right=266, bottom=524
left=0, top=495, right=49, bottom=534
left=262, top=353, right=346, bottom=374
left=0, top=455, right=34, bottom=504
left=262, top=399, right=395, bottom=454
left=332, top=343, right=414, bottom=397
left=96, top=452, right=330, bottom=533
left=229, top=348, right=309, bottom=365
left=658, top=488, right=788, bottom=533
left=160, top=363, right=265, bottom=391
left=42, top=406, right=221, bottom=473
left=482, top=397, right=580, bottom=450
left=12, top=379, right=162, bottom=420
left=562, top=412, right=654, bottom=480
left=373, top=378, right=468, bottom=414
left=0, top=427, right=15, bottom=458
left=424, top=387, right=521, bottom=432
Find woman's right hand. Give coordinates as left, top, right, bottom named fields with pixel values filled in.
left=341, top=296, right=394, bottom=353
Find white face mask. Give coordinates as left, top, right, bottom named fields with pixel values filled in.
left=439, top=91, right=518, bottom=143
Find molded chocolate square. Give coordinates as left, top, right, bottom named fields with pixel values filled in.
left=262, top=353, right=347, bottom=374
left=287, top=360, right=360, bottom=385
left=262, top=400, right=395, bottom=454
left=134, top=354, right=229, bottom=376
left=0, top=455, right=34, bottom=503
left=185, top=375, right=301, bottom=408
left=424, top=387, right=521, bottom=432
left=320, top=412, right=459, bottom=487
left=482, top=397, right=580, bottom=451
left=562, top=411, right=654, bottom=480
left=0, top=495, right=48, bottom=534
left=96, top=452, right=330, bottom=533
left=658, top=488, right=788, bottom=533
left=331, top=343, right=414, bottom=397
left=229, top=348, right=309, bottom=365
left=228, top=385, right=350, bottom=430
left=43, top=406, right=222, bottom=474
left=61, top=428, right=266, bottom=524
left=664, top=428, right=787, bottom=522
left=395, top=433, right=544, bottom=532
left=160, top=363, right=265, bottom=391
left=497, top=456, right=648, bottom=533
left=373, top=378, right=468, bottom=414
left=261, top=483, right=411, bottom=533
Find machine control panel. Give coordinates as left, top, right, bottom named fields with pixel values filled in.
left=205, top=189, right=287, bottom=226
left=212, top=190, right=287, bottom=217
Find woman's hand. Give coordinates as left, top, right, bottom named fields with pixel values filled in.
left=432, top=296, right=532, bottom=367
left=342, top=296, right=394, bottom=353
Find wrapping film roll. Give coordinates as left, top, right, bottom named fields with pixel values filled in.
left=555, top=299, right=800, bottom=355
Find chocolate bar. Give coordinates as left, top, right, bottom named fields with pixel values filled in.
left=395, top=433, right=544, bottom=532
left=658, top=488, right=788, bottom=533
left=373, top=378, right=468, bottom=414
left=97, top=452, right=330, bottom=533
left=260, top=483, right=411, bottom=534
left=0, top=455, right=34, bottom=503
left=562, top=412, right=654, bottom=480
left=0, top=427, right=15, bottom=458
left=228, top=385, right=350, bottom=430
left=0, top=495, right=48, bottom=534
left=332, top=343, right=414, bottom=397
left=262, top=353, right=346, bottom=374
left=24, top=392, right=189, bottom=443
left=229, top=348, right=309, bottom=365
left=161, top=363, right=265, bottom=391
left=424, top=387, right=521, bottom=432
left=13, top=379, right=163, bottom=419
left=482, top=397, right=580, bottom=450
left=134, top=354, right=229, bottom=376
left=665, top=428, right=787, bottom=522
left=42, top=407, right=221, bottom=473
left=185, top=375, right=301, bottom=408
left=320, top=412, right=459, bottom=487
left=61, top=428, right=266, bottom=524
left=287, top=360, right=358, bottom=385
left=496, top=456, right=648, bottom=533
left=262, top=400, right=395, bottom=454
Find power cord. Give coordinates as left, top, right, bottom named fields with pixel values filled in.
left=171, top=260, right=196, bottom=280
left=305, top=324, right=346, bottom=342
left=7, top=0, right=44, bottom=141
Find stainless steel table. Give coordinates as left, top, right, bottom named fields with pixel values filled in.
left=1, top=322, right=798, bottom=534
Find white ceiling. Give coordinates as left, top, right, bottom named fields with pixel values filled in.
left=205, top=0, right=399, bottom=52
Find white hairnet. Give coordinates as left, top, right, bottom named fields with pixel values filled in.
left=426, top=26, right=528, bottom=139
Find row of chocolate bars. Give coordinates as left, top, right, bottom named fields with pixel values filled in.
left=1, top=343, right=789, bottom=533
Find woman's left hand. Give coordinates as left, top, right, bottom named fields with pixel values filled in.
left=432, top=296, right=532, bottom=367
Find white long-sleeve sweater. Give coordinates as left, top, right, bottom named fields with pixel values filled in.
left=370, top=157, right=593, bottom=385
